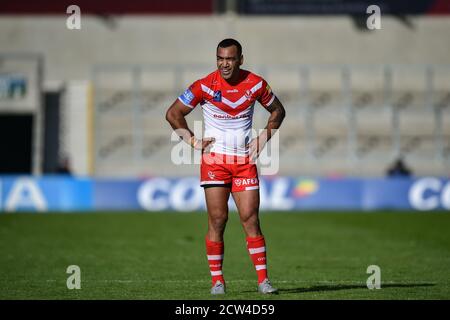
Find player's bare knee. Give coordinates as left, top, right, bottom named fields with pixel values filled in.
left=239, top=210, right=259, bottom=225
left=242, top=219, right=262, bottom=237
left=210, top=214, right=228, bottom=229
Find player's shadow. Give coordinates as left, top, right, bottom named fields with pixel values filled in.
left=277, top=283, right=435, bottom=294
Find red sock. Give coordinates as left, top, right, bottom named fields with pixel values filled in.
left=206, top=237, right=225, bottom=286
left=246, top=235, right=268, bottom=284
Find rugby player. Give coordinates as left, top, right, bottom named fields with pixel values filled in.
left=166, top=38, right=285, bottom=294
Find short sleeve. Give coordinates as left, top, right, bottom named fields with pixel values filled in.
left=257, top=79, right=276, bottom=108
left=178, top=80, right=203, bottom=108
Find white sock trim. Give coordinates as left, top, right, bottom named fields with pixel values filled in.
left=207, top=254, right=224, bottom=260
left=211, top=270, right=223, bottom=276
left=249, top=246, right=266, bottom=254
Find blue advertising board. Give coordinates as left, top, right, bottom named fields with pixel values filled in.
left=0, top=176, right=92, bottom=211
left=0, top=176, right=449, bottom=212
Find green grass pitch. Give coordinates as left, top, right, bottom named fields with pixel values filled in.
left=0, top=211, right=449, bottom=300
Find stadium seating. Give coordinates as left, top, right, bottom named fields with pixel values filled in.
left=92, top=70, right=450, bottom=177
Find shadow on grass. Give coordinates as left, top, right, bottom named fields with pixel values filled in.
left=276, top=283, right=435, bottom=294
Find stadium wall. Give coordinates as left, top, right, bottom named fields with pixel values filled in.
left=1, top=16, right=450, bottom=87
left=1, top=15, right=449, bottom=177
left=1, top=176, right=449, bottom=212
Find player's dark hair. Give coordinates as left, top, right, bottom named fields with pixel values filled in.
left=217, top=38, right=242, bottom=57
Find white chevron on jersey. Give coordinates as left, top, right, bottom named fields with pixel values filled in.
left=201, top=81, right=263, bottom=109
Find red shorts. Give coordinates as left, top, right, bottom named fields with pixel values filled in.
left=200, top=152, right=259, bottom=192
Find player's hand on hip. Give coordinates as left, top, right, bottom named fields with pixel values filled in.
left=191, top=136, right=215, bottom=153
left=201, top=137, right=215, bottom=153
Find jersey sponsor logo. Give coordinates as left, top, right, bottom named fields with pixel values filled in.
left=213, top=90, right=222, bottom=102
left=212, top=113, right=251, bottom=120
left=179, top=89, right=195, bottom=105
left=226, top=89, right=239, bottom=93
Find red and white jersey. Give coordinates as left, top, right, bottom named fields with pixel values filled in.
left=178, top=69, right=276, bottom=156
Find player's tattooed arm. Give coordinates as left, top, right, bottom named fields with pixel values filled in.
left=264, top=96, right=286, bottom=141
left=248, top=96, right=286, bottom=160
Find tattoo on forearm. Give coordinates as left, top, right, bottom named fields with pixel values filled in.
left=266, top=98, right=286, bottom=130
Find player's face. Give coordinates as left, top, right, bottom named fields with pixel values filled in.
left=216, top=46, right=243, bottom=81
